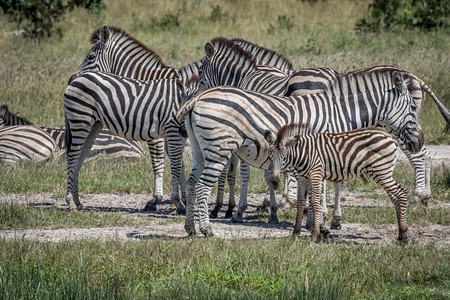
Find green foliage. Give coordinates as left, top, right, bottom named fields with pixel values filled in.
left=356, top=0, right=450, bottom=31
left=0, top=0, right=105, bottom=39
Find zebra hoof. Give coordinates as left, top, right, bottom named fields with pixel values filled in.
left=268, top=214, right=279, bottom=224
left=413, top=189, right=430, bottom=206
left=200, top=226, right=214, bottom=238
left=185, top=225, right=196, bottom=236
left=176, top=207, right=186, bottom=215
left=76, top=204, right=84, bottom=211
left=231, top=213, right=243, bottom=223
left=141, top=202, right=157, bottom=212
left=209, top=207, right=220, bottom=219
left=225, top=208, right=234, bottom=219
left=330, top=217, right=342, bottom=230
left=305, top=222, right=313, bottom=231
left=315, top=226, right=330, bottom=243
left=397, top=235, right=409, bottom=245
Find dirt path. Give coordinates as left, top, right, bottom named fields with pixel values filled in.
left=1, top=191, right=449, bottom=247
left=0, top=145, right=449, bottom=247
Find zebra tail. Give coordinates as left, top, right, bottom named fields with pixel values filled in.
left=176, top=96, right=199, bottom=121
left=420, top=80, right=450, bottom=134
left=65, top=113, right=72, bottom=154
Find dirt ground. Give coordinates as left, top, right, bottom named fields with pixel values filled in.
left=1, top=145, right=449, bottom=247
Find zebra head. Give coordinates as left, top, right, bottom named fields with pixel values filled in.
left=69, top=25, right=111, bottom=84
left=264, top=130, right=287, bottom=191
left=384, top=72, right=424, bottom=154
left=200, top=37, right=257, bottom=89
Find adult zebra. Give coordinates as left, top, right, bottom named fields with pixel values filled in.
left=64, top=72, right=192, bottom=211
left=1, top=104, right=145, bottom=160
left=199, top=39, right=450, bottom=228
left=69, top=25, right=199, bottom=212
left=264, top=124, right=409, bottom=243
left=177, top=70, right=423, bottom=237
left=286, top=65, right=450, bottom=205
left=0, top=125, right=60, bottom=164
left=200, top=37, right=298, bottom=222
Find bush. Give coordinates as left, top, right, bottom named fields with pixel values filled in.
left=356, top=0, right=450, bottom=31
left=0, top=0, right=105, bottom=39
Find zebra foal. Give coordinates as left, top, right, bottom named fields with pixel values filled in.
left=265, top=124, right=409, bottom=243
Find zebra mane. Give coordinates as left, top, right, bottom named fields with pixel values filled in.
left=209, top=37, right=257, bottom=68
left=232, top=38, right=294, bottom=72
left=0, top=104, right=33, bottom=125
left=90, top=25, right=169, bottom=69
left=276, top=123, right=314, bottom=145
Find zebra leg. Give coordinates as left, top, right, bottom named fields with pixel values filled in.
left=210, top=165, right=227, bottom=218
left=184, top=117, right=203, bottom=236
left=142, top=138, right=165, bottom=212
left=309, top=175, right=330, bottom=242
left=305, top=179, right=327, bottom=230
left=225, top=156, right=239, bottom=218
left=166, top=133, right=187, bottom=215
left=65, top=121, right=103, bottom=210
left=330, top=182, right=343, bottom=230
left=293, top=178, right=307, bottom=235
left=370, top=171, right=409, bottom=243
left=282, top=169, right=297, bottom=208
left=264, top=169, right=279, bottom=224
left=400, top=143, right=431, bottom=205
left=231, top=162, right=250, bottom=223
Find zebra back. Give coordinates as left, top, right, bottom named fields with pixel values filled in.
left=271, top=124, right=399, bottom=182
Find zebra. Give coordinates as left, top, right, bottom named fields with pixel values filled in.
left=264, top=124, right=409, bottom=243
left=64, top=71, right=191, bottom=212
left=0, top=125, right=60, bottom=164
left=1, top=104, right=145, bottom=160
left=200, top=37, right=299, bottom=222
left=177, top=70, right=423, bottom=237
left=285, top=65, right=450, bottom=229
left=69, top=25, right=193, bottom=212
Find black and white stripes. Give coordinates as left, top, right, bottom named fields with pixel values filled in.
left=265, top=124, right=409, bottom=242
left=64, top=71, right=188, bottom=212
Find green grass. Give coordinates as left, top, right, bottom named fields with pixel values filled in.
left=0, top=239, right=448, bottom=299
left=0, top=202, right=148, bottom=230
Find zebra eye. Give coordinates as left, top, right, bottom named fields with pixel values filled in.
left=87, top=53, right=96, bottom=60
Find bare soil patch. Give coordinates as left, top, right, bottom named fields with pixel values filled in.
left=0, top=191, right=449, bottom=248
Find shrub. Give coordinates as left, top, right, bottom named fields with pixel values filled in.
left=0, top=0, right=105, bottom=39
left=356, top=0, right=450, bottom=31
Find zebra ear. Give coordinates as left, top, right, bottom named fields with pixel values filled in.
left=204, top=42, right=215, bottom=58
left=99, top=25, right=110, bottom=45
left=264, top=130, right=275, bottom=144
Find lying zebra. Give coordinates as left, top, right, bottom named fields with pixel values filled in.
left=0, top=125, right=61, bottom=164
left=265, top=124, right=409, bottom=243
left=0, top=104, right=145, bottom=161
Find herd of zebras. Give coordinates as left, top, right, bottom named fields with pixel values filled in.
left=3, top=25, right=450, bottom=242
